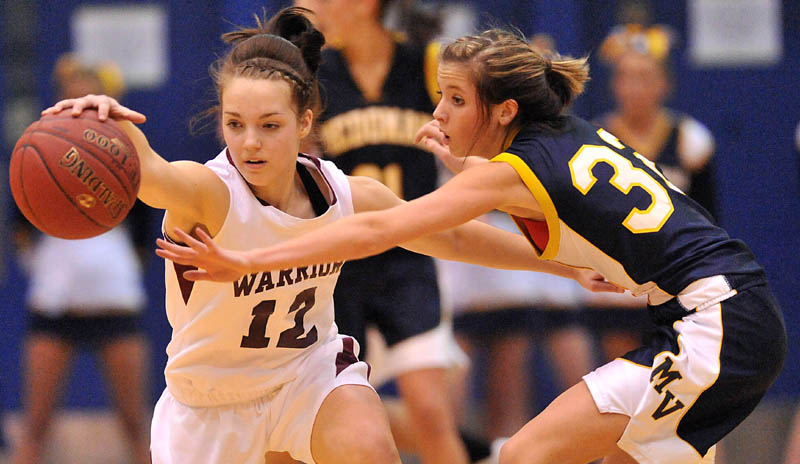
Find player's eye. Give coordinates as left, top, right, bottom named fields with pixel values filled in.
left=263, top=122, right=280, bottom=129
left=226, top=120, right=242, bottom=129
left=452, top=95, right=464, bottom=105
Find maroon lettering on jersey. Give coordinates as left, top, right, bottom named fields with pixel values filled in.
left=173, top=262, right=197, bottom=305
left=335, top=337, right=360, bottom=376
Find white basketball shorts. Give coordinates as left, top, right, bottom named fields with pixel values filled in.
left=150, top=334, right=372, bottom=464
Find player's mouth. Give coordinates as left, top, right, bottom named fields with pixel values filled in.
left=242, top=159, right=268, bottom=171
left=438, top=128, right=451, bottom=144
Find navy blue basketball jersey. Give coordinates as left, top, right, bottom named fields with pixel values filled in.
left=493, top=116, right=762, bottom=303
left=317, top=41, right=439, bottom=201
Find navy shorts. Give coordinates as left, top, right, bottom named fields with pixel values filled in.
left=29, top=311, right=142, bottom=349
left=333, top=249, right=441, bottom=359
left=584, top=274, right=786, bottom=463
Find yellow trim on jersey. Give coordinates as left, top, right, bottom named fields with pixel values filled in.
left=490, top=152, right=560, bottom=260
left=424, top=42, right=442, bottom=105
left=616, top=357, right=652, bottom=369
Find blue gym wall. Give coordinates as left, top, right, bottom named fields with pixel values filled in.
left=1, top=0, right=797, bottom=415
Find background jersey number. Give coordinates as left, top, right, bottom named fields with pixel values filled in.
left=241, top=287, right=319, bottom=349
left=351, top=162, right=404, bottom=198
left=569, top=131, right=677, bottom=234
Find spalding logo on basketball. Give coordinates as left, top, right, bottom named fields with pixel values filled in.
left=9, top=110, right=141, bottom=239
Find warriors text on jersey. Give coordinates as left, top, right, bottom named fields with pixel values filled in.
left=162, top=151, right=353, bottom=407
left=492, top=116, right=763, bottom=304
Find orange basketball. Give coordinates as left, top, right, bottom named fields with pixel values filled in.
left=9, top=110, right=140, bottom=239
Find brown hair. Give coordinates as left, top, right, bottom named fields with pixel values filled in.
left=192, top=7, right=325, bottom=133
left=441, top=28, right=589, bottom=131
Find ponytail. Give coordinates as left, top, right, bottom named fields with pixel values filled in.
left=546, top=55, right=590, bottom=110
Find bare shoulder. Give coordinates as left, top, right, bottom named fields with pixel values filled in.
left=165, top=160, right=230, bottom=236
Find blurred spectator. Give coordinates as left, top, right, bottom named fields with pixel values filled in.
left=11, top=54, right=151, bottom=464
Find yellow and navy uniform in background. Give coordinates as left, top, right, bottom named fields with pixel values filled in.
left=316, top=40, right=443, bottom=358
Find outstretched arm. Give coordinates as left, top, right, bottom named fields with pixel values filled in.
left=156, top=164, right=622, bottom=292
left=347, top=175, right=620, bottom=291
left=156, top=164, right=503, bottom=276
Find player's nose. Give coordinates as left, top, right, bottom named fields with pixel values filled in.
left=433, top=101, right=446, bottom=123
left=243, top=129, right=262, bottom=150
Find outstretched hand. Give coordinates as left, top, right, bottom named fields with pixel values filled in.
left=41, top=94, right=146, bottom=124
left=155, top=227, right=252, bottom=282
left=574, top=269, right=625, bottom=294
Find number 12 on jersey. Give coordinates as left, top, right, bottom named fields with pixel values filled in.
left=241, top=287, right=319, bottom=349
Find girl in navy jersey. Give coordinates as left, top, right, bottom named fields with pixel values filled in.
left=157, top=28, right=786, bottom=464
left=46, top=11, right=616, bottom=464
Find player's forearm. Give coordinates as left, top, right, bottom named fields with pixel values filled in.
left=441, top=220, right=584, bottom=280
left=244, top=211, right=401, bottom=271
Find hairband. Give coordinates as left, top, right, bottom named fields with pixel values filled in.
left=599, top=24, right=673, bottom=63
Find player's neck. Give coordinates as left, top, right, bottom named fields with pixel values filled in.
left=617, top=107, right=667, bottom=134
left=340, top=23, right=394, bottom=65
left=249, top=168, right=312, bottom=218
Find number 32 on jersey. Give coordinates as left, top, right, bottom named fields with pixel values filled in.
left=569, top=129, right=683, bottom=234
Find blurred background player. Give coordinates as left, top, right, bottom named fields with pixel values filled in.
left=10, top=53, right=151, bottom=464
left=294, top=1, right=473, bottom=462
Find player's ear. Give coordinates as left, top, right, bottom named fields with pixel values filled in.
left=497, top=98, right=519, bottom=126
left=298, top=109, right=313, bottom=139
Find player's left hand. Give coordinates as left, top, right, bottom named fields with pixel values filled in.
left=155, top=227, right=252, bottom=282
left=574, top=269, right=625, bottom=293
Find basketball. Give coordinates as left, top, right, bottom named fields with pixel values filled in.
left=9, top=110, right=140, bottom=239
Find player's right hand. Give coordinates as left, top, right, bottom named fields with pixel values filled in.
left=42, top=94, right=147, bottom=124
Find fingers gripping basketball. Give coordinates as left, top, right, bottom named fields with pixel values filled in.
left=9, top=110, right=140, bottom=239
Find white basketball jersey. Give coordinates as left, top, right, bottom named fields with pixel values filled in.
left=163, top=151, right=354, bottom=407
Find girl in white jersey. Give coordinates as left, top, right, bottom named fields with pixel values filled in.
left=45, top=8, right=618, bottom=464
